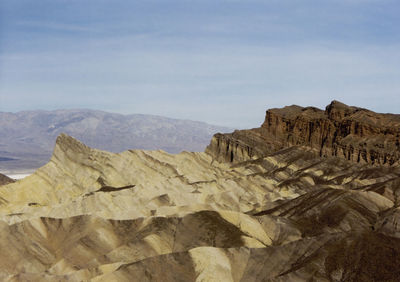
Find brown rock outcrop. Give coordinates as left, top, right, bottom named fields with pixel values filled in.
left=206, top=100, right=400, bottom=165
left=1, top=133, right=400, bottom=280
left=0, top=173, right=14, bottom=186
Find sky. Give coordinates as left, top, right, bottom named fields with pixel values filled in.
left=0, top=0, right=399, bottom=128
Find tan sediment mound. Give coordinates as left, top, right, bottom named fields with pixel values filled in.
left=1, top=123, right=400, bottom=280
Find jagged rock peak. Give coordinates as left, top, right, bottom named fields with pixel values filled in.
left=327, top=99, right=352, bottom=109
left=50, top=133, right=99, bottom=171
left=206, top=101, right=400, bottom=165
left=325, top=100, right=361, bottom=120
left=54, top=133, right=92, bottom=155
left=267, top=100, right=359, bottom=121
left=2, top=120, right=400, bottom=280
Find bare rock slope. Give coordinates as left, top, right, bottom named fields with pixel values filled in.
left=207, top=100, right=400, bottom=165
left=0, top=173, right=14, bottom=186
left=1, top=102, right=400, bottom=281
left=1, top=132, right=400, bottom=281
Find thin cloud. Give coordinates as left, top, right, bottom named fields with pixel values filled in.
left=16, top=21, right=98, bottom=33
left=0, top=0, right=399, bottom=127
left=1, top=35, right=399, bottom=128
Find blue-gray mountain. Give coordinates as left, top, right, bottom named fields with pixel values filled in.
left=0, top=109, right=231, bottom=170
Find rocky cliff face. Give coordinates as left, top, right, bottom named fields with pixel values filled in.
left=207, top=100, right=400, bottom=165
left=2, top=102, right=400, bottom=281
left=1, top=133, right=400, bottom=280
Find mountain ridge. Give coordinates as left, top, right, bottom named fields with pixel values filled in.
left=0, top=109, right=232, bottom=171
left=206, top=100, right=400, bottom=165
left=1, top=131, right=399, bottom=280
left=1, top=101, right=400, bottom=280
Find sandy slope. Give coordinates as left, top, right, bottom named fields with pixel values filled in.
left=0, top=134, right=400, bottom=281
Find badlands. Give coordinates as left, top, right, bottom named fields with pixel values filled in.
left=1, top=101, right=400, bottom=281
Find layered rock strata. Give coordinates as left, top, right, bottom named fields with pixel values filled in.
left=0, top=133, right=400, bottom=280
left=206, top=100, right=400, bottom=165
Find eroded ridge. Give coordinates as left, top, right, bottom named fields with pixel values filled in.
left=0, top=130, right=399, bottom=280
left=207, top=100, right=400, bottom=165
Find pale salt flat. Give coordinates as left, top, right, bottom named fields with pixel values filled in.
left=6, top=174, right=32, bottom=180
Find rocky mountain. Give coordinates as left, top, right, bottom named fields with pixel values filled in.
left=0, top=110, right=231, bottom=171
left=0, top=102, right=400, bottom=281
left=206, top=100, right=400, bottom=165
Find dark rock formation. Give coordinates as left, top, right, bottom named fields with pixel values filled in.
left=2, top=131, right=400, bottom=280
left=0, top=173, right=14, bottom=186
left=206, top=100, right=400, bottom=165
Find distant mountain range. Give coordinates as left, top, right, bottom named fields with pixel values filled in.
left=0, top=109, right=231, bottom=171
left=2, top=101, right=400, bottom=280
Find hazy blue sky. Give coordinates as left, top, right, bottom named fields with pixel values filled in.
left=0, top=0, right=399, bottom=128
